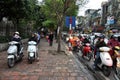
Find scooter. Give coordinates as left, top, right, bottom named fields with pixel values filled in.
left=97, top=46, right=113, bottom=77
left=7, top=41, right=24, bottom=68
left=82, top=43, right=93, bottom=61
left=72, top=40, right=81, bottom=52
left=112, top=46, right=120, bottom=78
left=27, top=41, right=37, bottom=64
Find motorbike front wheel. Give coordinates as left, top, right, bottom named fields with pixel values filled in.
left=102, top=65, right=111, bottom=77
left=28, top=58, right=33, bottom=64
left=7, top=58, right=15, bottom=68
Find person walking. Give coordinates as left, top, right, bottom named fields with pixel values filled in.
left=48, top=31, right=54, bottom=46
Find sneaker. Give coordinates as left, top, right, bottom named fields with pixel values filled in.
left=92, top=65, right=97, bottom=70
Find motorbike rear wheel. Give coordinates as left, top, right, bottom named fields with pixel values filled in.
left=8, top=58, right=15, bottom=68
left=29, top=59, right=33, bottom=64
left=86, top=52, right=93, bottom=61
left=102, top=65, right=111, bottom=77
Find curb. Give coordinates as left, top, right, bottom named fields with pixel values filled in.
left=62, top=40, right=95, bottom=80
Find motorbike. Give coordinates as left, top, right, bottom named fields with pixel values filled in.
left=82, top=43, right=93, bottom=61
left=97, top=46, right=113, bottom=77
left=112, top=46, right=120, bottom=78
left=7, top=41, right=24, bottom=68
left=27, top=41, right=37, bottom=64
left=72, top=40, right=82, bottom=52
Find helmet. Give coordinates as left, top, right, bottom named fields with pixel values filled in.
left=99, top=35, right=104, bottom=39
left=14, top=31, right=19, bottom=35
left=109, top=30, right=112, bottom=33
left=112, top=35, right=117, bottom=38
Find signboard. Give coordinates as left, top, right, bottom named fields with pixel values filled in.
left=107, top=16, right=114, bottom=25
left=65, top=16, right=76, bottom=27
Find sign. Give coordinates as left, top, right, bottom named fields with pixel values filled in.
left=65, top=16, right=76, bottom=27
left=107, top=16, right=114, bottom=25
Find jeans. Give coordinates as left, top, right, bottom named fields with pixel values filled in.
left=94, top=51, right=100, bottom=67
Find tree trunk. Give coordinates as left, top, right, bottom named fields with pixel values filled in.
left=12, top=20, right=17, bottom=31
left=6, top=21, right=9, bottom=37
left=57, top=19, right=64, bottom=53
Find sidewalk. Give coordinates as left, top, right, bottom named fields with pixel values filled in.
left=0, top=38, right=94, bottom=80
left=37, top=39, right=93, bottom=80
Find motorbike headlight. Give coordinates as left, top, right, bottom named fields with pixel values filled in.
left=29, top=52, right=34, bottom=57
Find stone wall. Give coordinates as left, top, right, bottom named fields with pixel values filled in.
left=0, top=39, right=28, bottom=52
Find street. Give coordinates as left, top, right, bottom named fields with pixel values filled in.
left=72, top=50, right=120, bottom=80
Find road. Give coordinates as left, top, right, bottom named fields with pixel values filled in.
left=72, top=50, right=120, bottom=80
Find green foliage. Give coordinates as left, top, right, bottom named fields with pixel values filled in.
left=0, top=0, right=27, bottom=20
left=42, top=20, right=55, bottom=30
left=0, top=36, right=9, bottom=43
left=0, top=0, right=46, bottom=31
left=41, top=0, right=88, bottom=30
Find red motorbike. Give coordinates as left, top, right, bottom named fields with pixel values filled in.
left=82, top=43, right=93, bottom=61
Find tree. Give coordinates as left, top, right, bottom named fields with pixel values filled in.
left=0, top=0, right=45, bottom=33
left=41, top=0, right=88, bottom=53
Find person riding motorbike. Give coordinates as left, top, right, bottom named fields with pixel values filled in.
left=28, top=33, right=38, bottom=43
left=82, top=36, right=91, bottom=58
left=93, top=36, right=107, bottom=69
left=28, top=33, right=39, bottom=60
left=107, top=35, right=120, bottom=49
left=82, top=36, right=90, bottom=45
left=11, top=31, right=21, bottom=55
left=107, top=35, right=120, bottom=73
left=70, top=35, right=79, bottom=51
left=37, top=32, right=41, bottom=44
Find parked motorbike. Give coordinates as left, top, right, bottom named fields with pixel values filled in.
left=27, top=41, right=37, bottom=64
left=97, top=46, right=113, bottom=77
left=7, top=41, right=24, bottom=68
left=82, top=43, right=93, bottom=61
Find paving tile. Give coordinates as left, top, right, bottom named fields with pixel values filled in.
left=0, top=39, right=90, bottom=80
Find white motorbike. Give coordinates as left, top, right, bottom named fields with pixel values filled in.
left=27, top=41, right=38, bottom=64
left=96, top=46, right=113, bottom=77
left=7, top=41, right=24, bottom=68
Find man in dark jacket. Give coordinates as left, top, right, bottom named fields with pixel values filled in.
left=93, top=36, right=107, bottom=69
left=28, top=33, right=38, bottom=43
left=49, top=32, right=54, bottom=46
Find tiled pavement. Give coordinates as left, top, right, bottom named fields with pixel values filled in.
left=0, top=39, right=94, bottom=80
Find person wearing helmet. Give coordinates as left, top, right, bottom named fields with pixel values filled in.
left=107, top=35, right=120, bottom=48
left=12, top=31, right=21, bottom=42
left=93, top=36, right=107, bottom=69
left=12, top=31, right=21, bottom=55
left=82, top=36, right=90, bottom=45
left=107, top=35, right=120, bottom=73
